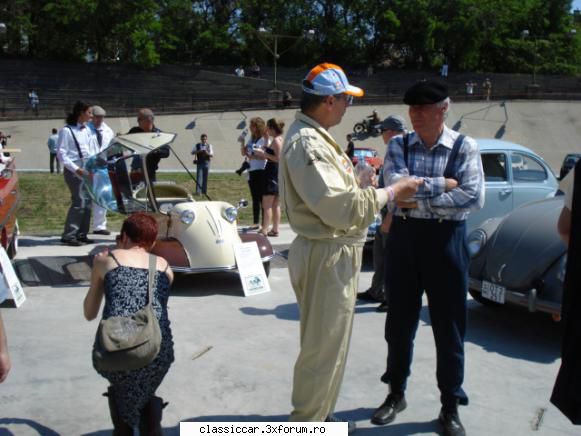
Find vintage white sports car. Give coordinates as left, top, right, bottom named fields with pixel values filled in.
left=83, top=132, right=274, bottom=274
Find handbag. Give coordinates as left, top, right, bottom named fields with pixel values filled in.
left=93, top=254, right=162, bottom=372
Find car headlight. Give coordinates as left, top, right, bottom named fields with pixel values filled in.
left=223, top=207, right=238, bottom=223
left=180, top=209, right=196, bottom=225
left=467, top=229, right=487, bottom=258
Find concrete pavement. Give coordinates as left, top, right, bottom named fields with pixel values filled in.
left=0, top=224, right=577, bottom=435
left=2, top=100, right=581, bottom=174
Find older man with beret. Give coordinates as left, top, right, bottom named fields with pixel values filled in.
left=371, top=81, right=484, bottom=436
left=279, top=63, right=422, bottom=431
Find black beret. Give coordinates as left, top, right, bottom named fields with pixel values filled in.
left=403, top=80, right=449, bottom=105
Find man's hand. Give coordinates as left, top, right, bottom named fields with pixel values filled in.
left=76, top=168, right=86, bottom=177
left=396, top=200, right=418, bottom=209
left=445, top=178, right=458, bottom=191
left=380, top=213, right=393, bottom=233
left=389, top=177, right=423, bottom=202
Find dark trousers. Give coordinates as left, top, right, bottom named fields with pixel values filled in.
left=370, top=229, right=388, bottom=298
left=50, top=153, right=60, bottom=173
left=382, top=216, right=469, bottom=410
left=248, top=169, right=265, bottom=225
left=196, top=163, right=209, bottom=194
left=62, top=168, right=92, bottom=241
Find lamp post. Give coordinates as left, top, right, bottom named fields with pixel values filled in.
left=521, top=29, right=538, bottom=86
left=256, top=28, right=315, bottom=90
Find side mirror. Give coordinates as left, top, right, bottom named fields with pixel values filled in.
left=238, top=199, right=249, bottom=208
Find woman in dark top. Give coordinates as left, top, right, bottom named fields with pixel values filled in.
left=253, top=118, right=283, bottom=237
left=84, top=213, right=174, bottom=435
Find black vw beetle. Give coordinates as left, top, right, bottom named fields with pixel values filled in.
left=467, top=195, right=566, bottom=317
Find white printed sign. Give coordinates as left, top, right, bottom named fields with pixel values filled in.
left=234, top=242, right=271, bottom=296
left=0, top=247, right=25, bottom=307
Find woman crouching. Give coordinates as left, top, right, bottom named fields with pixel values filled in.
left=84, top=212, right=174, bottom=435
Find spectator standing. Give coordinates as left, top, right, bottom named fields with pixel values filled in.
left=243, top=117, right=267, bottom=230
left=47, top=128, right=61, bottom=174
left=279, top=62, right=422, bottom=428
left=552, top=160, right=581, bottom=424
left=57, top=101, right=98, bottom=246
left=283, top=91, right=293, bottom=107
left=88, top=105, right=115, bottom=235
left=345, top=134, right=355, bottom=160
left=483, top=78, right=492, bottom=101
left=0, top=131, right=10, bottom=148
left=27, top=89, right=39, bottom=115
left=128, top=108, right=164, bottom=183
left=191, top=133, right=213, bottom=195
left=84, top=213, right=174, bottom=435
left=0, top=311, right=10, bottom=383
left=235, top=66, right=245, bottom=77
left=250, top=62, right=261, bottom=77
left=357, top=115, right=406, bottom=312
left=441, top=63, right=449, bottom=78
left=372, top=81, right=484, bottom=436
left=465, top=81, right=476, bottom=96
left=253, top=118, right=283, bottom=237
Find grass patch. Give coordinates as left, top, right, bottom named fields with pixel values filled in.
left=18, top=172, right=277, bottom=235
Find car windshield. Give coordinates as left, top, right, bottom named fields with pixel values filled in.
left=83, top=134, right=193, bottom=214
left=354, top=149, right=375, bottom=159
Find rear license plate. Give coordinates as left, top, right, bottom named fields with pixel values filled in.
left=481, top=281, right=506, bottom=304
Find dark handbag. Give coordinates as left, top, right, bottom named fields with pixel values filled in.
left=93, top=255, right=162, bottom=372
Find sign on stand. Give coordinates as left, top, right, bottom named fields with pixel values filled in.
left=234, top=242, right=271, bottom=297
left=0, top=247, right=25, bottom=307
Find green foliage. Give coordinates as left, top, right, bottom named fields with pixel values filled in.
left=0, top=0, right=579, bottom=73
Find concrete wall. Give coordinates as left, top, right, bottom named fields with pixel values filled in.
left=2, top=100, right=580, bottom=173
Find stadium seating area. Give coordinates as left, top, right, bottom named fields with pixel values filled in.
left=1, top=59, right=581, bottom=120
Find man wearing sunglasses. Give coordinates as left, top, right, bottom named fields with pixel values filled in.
left=279, top=63, right=422, bottom=430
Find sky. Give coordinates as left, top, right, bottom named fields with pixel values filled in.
left=574, top=1, right=581, bottom=11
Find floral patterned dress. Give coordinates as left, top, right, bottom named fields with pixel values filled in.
left=93, top=253, right=174, bottom=427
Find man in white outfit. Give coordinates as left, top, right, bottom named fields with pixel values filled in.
left=88, top=105, right=115, bottom=235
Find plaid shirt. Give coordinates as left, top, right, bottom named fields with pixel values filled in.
left=383, top=125, right=484, bottom=221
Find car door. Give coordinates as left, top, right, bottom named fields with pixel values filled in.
left=466, top=151, right=512, bottom=233
left=510, top=151, right=558, bottom=208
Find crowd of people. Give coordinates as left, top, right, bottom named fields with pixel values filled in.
left=2, top=61, right=581, bottom=436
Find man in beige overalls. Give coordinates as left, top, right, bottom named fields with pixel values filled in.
left=279, top=63, right=422, bottom=430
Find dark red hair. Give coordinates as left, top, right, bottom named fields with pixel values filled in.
left=121, top=213, right=158, bottom=248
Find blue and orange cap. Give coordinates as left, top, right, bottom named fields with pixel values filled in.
left=302, top=63, right=364, bottom=97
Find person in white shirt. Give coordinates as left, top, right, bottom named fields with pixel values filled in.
left=88, top=105, right=115, bottom=235
left=57, top=101, right=98, bottom=246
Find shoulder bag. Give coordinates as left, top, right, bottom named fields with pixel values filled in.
left=93, top=254, right=162, bottom=372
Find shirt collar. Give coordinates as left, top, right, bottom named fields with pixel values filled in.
left=295, top=111, right=342, bottom=154
left=409, top=124, right=455, bottom=150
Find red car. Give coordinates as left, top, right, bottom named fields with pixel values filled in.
left=351, top=147, right=383, bottom=174
left=0, top=158, right=20, bottom=258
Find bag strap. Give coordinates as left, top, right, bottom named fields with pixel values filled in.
left=403, top=133, right=409, bottom=167
left=148, top=254, right=156, bottom=307
left=444, top=134, right=465, bottom=179
left=65, top=126, right=84, bottom=160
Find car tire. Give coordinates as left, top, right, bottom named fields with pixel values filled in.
left=353, top=123, right=365, bottom=134
left=263, top=261, right=270, bottom=277
left=469, top=288, right=501, bottom=307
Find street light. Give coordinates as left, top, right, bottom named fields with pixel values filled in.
left=255, top=28, right=315, bottom=90
left=521, top=29, right=538, bottom=86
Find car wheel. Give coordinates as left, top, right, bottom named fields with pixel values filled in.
left=353, top=123, right=365, bottom=134
left=263, top=261, right=270, bottom=277
left=469, top=288, right=501, bottom=307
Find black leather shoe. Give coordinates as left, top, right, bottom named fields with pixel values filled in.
left=60, top=238, right=84, bottom=247
left=438, top=409, right=466, bottom=436
left=77, top=237, right=95, bottom=244
left=371, top=393, right=407, bottom=425
left=93, top=229, right=111, bottom=235
left=376, top=301, right=389, bottom=312
left=357, top=289, right=382, bottom=302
